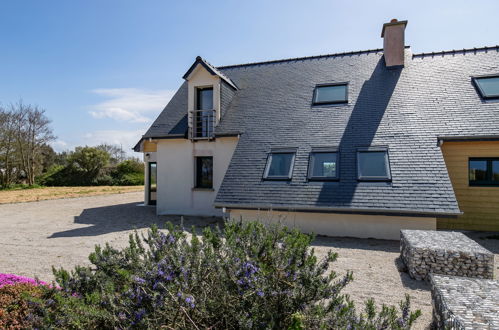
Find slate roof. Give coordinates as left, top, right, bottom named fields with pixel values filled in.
left=141, top=46, right=499, bottom=216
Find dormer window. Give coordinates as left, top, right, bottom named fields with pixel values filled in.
left=473, top=75, right=499, bottom=99
left=313, top=83, right=348, bottom=105
left=193, top=87, right=214, bottom=138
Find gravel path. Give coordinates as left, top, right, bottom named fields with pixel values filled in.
left=0, top=192, right=497, bottom=329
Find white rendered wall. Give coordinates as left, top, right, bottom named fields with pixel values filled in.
left=227, top=209, right=436, bottom=240
left=156, top=137, right=238, bottom=216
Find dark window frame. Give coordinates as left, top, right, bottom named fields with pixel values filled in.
left=196, top=86, right=214, bottom=110
left=356, top=147, right=392, bottom=182
left=263, top=149, right=296, bottom=181
left=195, top=156, right=213, bottom=189
left=472, top=74, right=499, bottom=100
left=312, top=82, right=349, bottom=105
left=194, top=86, right=214, bottom=138
left=469, top=157, right=499, bottom=186
left=307, top=149, right=339, bottom=181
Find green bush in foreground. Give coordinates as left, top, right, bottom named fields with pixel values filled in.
left=31, top=221, right=420, bottom=329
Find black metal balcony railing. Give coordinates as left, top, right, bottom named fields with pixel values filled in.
left=190, top=109, right=215, bottom=140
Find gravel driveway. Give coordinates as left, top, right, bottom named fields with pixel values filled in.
left=1, top=192, right=497, bottom=329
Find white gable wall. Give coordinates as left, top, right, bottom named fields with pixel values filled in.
left=156, top=136, right=238, bottom=216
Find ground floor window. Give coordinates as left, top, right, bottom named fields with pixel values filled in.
left=195, top=156, right=213, bottom=188
left=469, top=157, right=499, bottom=186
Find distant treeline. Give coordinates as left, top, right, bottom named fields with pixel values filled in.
left=0, top=100, right=143, bottom=189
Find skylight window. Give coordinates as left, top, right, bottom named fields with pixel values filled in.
left=473, top=75, right=499, bottom=99
left=263, top=149, right=296, bottom=180
left=308, top=150, right=339, bottom=181
left=313, top=83, right=348, bottom=105
left=357, top=148, right=391, bottom=181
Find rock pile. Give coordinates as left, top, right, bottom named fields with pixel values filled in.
left=400, top=230, right=494, bottom=281
left=430, top=274, right=499, bottom=329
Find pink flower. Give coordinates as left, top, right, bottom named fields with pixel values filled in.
left=0, top=273, right=48, bottom=288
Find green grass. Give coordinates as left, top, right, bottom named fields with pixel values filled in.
left=0, top=184, right=44, bottom=191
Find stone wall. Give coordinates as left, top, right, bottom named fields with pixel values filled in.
left=400, top=230, right=494, bottom=281
left=431, top=274, right=499, bottom=329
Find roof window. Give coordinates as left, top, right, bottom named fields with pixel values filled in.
left=313, top=83, right=348, bottom=105
left=473, top=75, right=499, bottom=99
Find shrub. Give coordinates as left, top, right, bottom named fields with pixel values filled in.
left=0, top=283, right=43, bottom=329
left=0, top=274, right=47, bottom=288
left=31, top=221, right=421, bottom=329
left=111, top=159, right=144, bottom=186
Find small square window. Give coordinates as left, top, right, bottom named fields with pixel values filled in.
left=308, top=152, right=338, bottom=180
left=469, top=158, right=499, bottom=186
left=313, top=83, right=348, bottom=105
left=473, top=76, right=499, bottom=99
left=357, top=149, right=391, bottom=181
left=195, top=156, right=213, bottom=188
left=263, top=151, right=295, bottom=180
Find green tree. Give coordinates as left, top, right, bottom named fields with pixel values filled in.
left=68, top=146, right=110, bottom=185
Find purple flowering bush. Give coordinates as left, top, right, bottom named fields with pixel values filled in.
left=30, top=221, right=420, bottom=329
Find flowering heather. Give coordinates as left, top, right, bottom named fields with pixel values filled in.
left=0, top=273, right=47, bottom=288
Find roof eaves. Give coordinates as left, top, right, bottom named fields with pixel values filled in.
left=438, top=135, right=499, bottom=143
left=214, top=202, right=462, bottom=218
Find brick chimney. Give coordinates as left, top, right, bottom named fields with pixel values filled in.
left=381, top=19, right=407, bottom=68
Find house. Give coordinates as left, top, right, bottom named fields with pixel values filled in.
left=134, top=19, right=499, bottom=240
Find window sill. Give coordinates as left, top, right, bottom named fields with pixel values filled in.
left=357, top=178, right=392, bottom=182
left=308, top=177, right=339, bottom=182
left=263, top=177, right=291, bottom=181
left=192, top=187, right=215, bottom=192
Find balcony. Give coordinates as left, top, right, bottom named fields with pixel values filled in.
left=189, top=109, right=215, bottom=140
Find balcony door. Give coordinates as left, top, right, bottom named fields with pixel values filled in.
left=195, top=87, right=213, bottom=138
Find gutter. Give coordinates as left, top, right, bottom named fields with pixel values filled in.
left=213, top=202, right=462, bottom=218
left=134, top=133, right=241, bottom=152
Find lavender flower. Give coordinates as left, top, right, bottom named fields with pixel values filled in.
left=133, top=276, right=146, bottom=285
left=134, top=309, right=146, bottom=322
left=185, top=296, right=195, bottom=308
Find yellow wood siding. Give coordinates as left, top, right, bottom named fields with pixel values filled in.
left=143, top=141, right=157, bottom=152
left=438, top=141, right=499, bottom=231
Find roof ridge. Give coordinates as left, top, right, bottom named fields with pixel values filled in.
left=217, top=47, right=389, bottom=69
left=412, top=45, right=499, bottom=58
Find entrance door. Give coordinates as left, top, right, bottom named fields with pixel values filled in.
left=148, top=162, right=157, bottom=205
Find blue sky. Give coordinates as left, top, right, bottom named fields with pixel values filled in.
left=1, top=0, right=498, bottom=155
